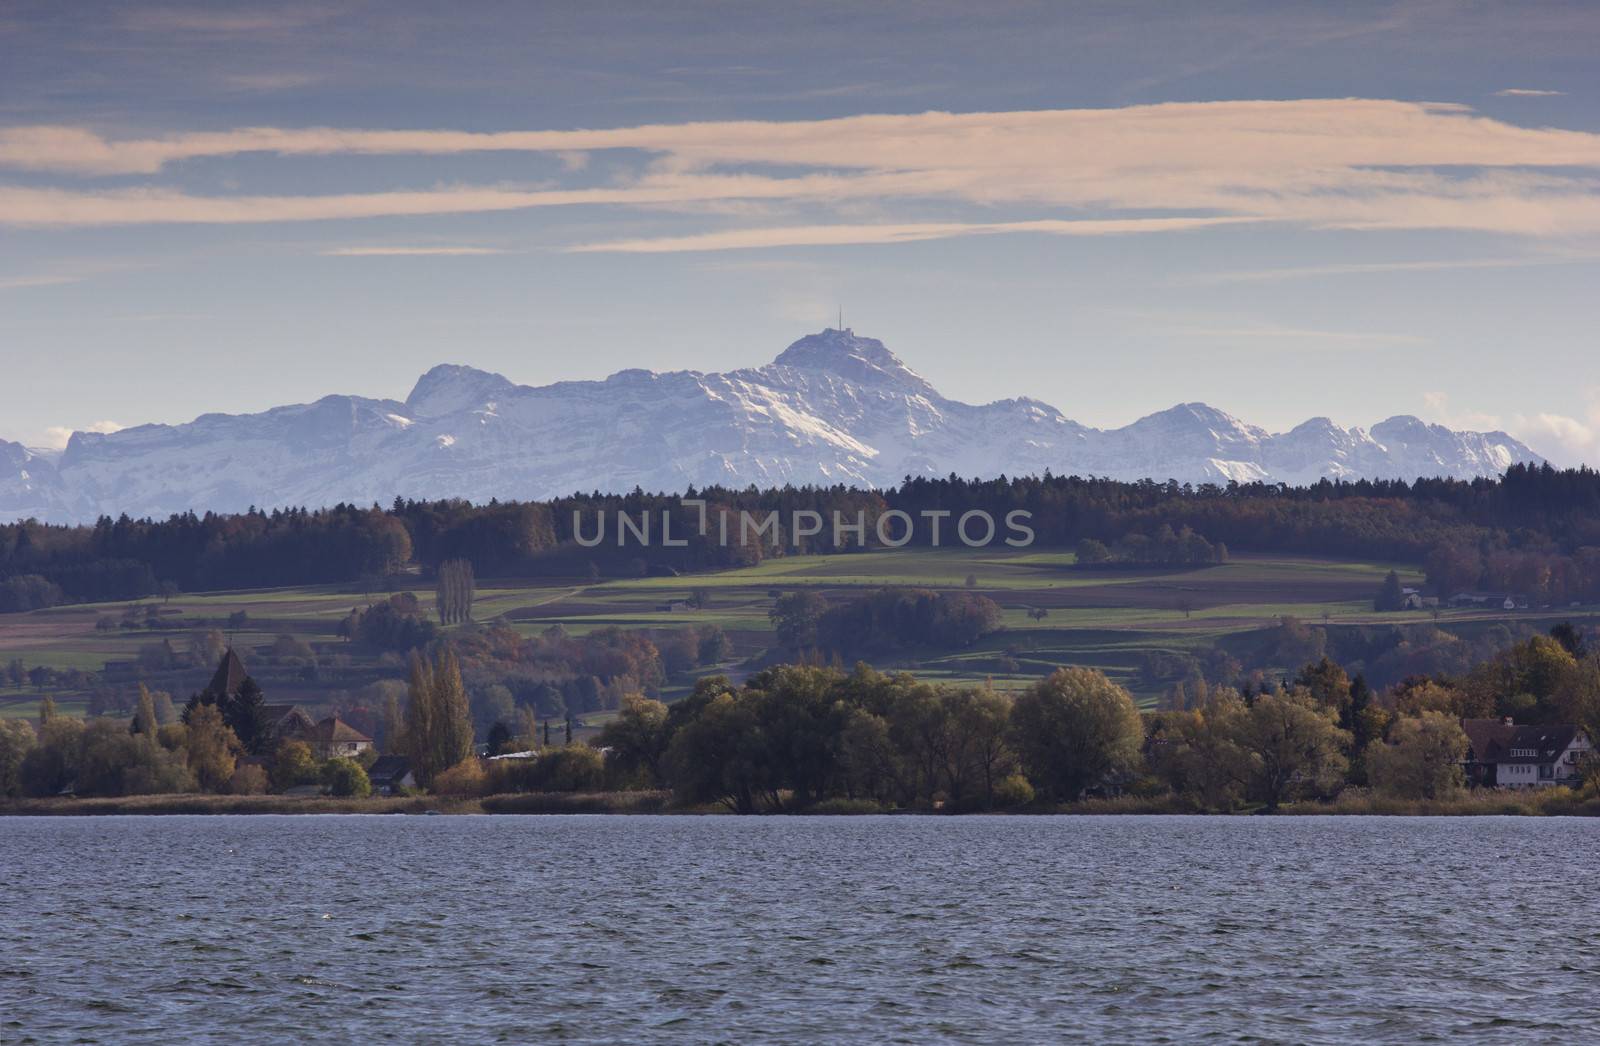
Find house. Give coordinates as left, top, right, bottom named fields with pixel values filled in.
left=291, top=716, right=374, bottom=760
left=1450, top=592, right=1519, bottom=611
left=260, top=703, right=317, bottom=745
left=1461, top=718, right=1592, bottom=788
left=656, top=600, right=691, bottom=613
left=1400, top=590, right=1439, bottom=610
left=367, top=755, right=415, bottom=795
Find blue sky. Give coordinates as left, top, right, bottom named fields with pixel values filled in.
left=3, top=1, right=1599, bottom=461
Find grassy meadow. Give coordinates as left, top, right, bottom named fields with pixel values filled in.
left=4, top=546, right=1583, bottom=716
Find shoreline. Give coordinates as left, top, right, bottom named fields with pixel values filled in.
left=3, top=790, right=1598, bottom=817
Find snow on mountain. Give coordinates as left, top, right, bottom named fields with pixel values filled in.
left=0, top=327, right=1546, bottom=523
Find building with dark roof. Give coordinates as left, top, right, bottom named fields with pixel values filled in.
left=367, top=755, right=415, bottom=795
left=204, top=648, right=251, bottom=700
left=1462, top=718, right=1591, bottom=788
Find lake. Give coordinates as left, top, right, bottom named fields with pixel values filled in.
left=1, top=815, right=1594, bottom=1043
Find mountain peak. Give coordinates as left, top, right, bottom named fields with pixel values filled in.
left=405, top=363, right=515, bottom=417
left=770, top=328, right=935, bottom=395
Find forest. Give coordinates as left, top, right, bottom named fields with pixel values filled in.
left=6, top=463, right=1600, bottom=612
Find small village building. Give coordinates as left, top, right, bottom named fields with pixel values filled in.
left=1462, top=718, right=1591, bottom=788
left=1450, top=592, right=1519, bottom=610
left=260, top=703, right=317, bottom=746
left=366, top=755, right=415, bottom=795
left=295, top=716, right=375, bottom=760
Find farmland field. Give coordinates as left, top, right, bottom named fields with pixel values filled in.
left=2, top=548, right=1592, bottom=718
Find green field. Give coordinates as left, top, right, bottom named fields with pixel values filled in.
left=3, top=547, right=1583, bottom=717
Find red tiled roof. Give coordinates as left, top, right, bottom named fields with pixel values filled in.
left=300, top=716, right=373, bottom=744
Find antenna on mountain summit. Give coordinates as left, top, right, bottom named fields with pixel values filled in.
left=837, top=306, right=843, bottom=332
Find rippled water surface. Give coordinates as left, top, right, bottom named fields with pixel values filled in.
left=3, top=815, right=1597, bottom=1043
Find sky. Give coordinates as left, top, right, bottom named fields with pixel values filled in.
left=2, top=0, right=1599, bottom=463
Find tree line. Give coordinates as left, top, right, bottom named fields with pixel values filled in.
left=7, top=462, right=1600, bottom=612
left=9, top=620, right=1598, bottom=810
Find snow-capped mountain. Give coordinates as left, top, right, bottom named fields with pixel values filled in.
left=0, top=328, right=1543, bottom=523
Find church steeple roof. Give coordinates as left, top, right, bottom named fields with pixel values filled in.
left=206, top=648, right=249, bottom=698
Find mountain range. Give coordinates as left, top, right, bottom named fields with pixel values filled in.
left=0, top=328, right=1543, bottom=524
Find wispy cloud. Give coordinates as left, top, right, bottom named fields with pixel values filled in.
left=4, top=100, right=1600, bottom=240
left=1180, top=253, right=1600, bottom=285
left=1494, top=88, right=1566, bottom=97
left=319, top=245, right=510, bottom=256
left=1162, top=323, right=1427, bottom=347
left=122, top=6, right=339, bottom=34
left=222, top=72, right=325, bottom=92
left=568, top=217, right=1247, bottom=253
left=0, top=273, right=81, bottom=290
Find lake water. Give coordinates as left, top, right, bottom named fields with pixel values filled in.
left=2, top=815, right=1595, bottom=1044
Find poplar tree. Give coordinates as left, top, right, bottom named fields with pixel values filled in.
left=403, top=647, right=475, bottom=787
left=434, top=559, right=476, bottom=625
left=132, top=684, right=158, bottom=736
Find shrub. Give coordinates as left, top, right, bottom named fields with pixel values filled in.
left=321, top=757, right=372, bottom=798
left=993, top=773, right=1036, bottom=808
left=533, top=745, right=606, bottom=792
left=229, top=763, right=270, bottom=795
left=431, top=757, right=488, bottom=797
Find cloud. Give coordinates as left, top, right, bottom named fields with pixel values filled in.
left=319, top=245, right=510, bottom=256
left=1494, top=88, right=1566, bottom=97
left=0, top=273, right=81, bottom=290
left=1509, top=390, right=1600, bottom=466
left=1181, top=253, right=1600, bottom=285
left=1421, top=391, right=1502, bottom=432
left=4, top=100, right=1600, bottom=240
left=122, top=6, right=338, bottom=34
left=222, top=72, right=325, bottom=92
left=567, top=216, right=1247, bottom=252
left=39, top=420, right=123, bottom=450
left=1161, top=323, right=1426, bottom=347
left=1424, top=390, right=1600, bottom=466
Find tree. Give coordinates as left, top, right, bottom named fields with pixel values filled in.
left=435, top=558, right=476, bottom=626
left=321, top=757, right=372, bottom=798
left=1549, top=621, right=1588, bottom=660
left=1075, top=538, right=1111, bottom=565
left=596, top=693, right=670, bottom=787
left=1296, top=657, right=1352, bottom=712
left=152, top=690, right=179, bottom=726
left=1232, top=690, right=1350, bottom=810
left=1374, top=570, right=1406, bottom=612
left=949, top=687, right=1015, bottom=808
left=1158, top=693, right=1255, bottom=810
left=0, top=719, right=35, bottom=797
left=665, top=690, right=772, bottom=813
left=1009, top=668, right=1144, bottom=801
left=403, top=647, right=475, bottom=788
left=770, top=591, right=828, bottom=653
left=185, top=703, right=240, bottom=792
left=38, top=695, right=56, bottom=726
left=131, top=684, right=158, bottom=736
left=1367, top=712, right=1469, bottom=799
left=271, top=739, right=318, bottom=792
